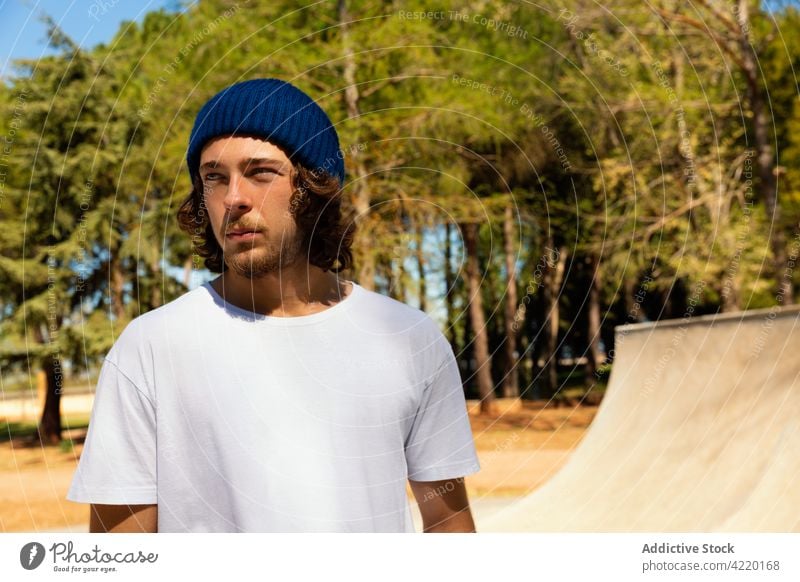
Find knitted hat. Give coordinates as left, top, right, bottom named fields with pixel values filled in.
left=186, top=78, right=345, bottom=185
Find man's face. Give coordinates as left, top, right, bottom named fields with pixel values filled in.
left=199, top=135, right=305, bottom=278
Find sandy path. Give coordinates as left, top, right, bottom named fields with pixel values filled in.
left=1, top=402, right=595, bottom=532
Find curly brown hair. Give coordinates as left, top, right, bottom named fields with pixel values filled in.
left=177, top=165, right=356, bottom=274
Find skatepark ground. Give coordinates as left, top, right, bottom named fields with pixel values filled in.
left=0, top=397, right=596, bottom=532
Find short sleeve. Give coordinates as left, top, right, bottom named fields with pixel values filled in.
left=66, top=358, right=157, bottom=505
left=404, top=337, right=481, bottom=482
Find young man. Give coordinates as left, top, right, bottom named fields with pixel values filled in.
left=67, top=78, right=480, bottom=533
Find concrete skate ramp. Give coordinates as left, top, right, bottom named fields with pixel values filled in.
left=481, top=305, right=800, bottom=532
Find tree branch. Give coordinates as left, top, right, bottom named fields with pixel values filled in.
left=653, top=7, right=749, bottom=73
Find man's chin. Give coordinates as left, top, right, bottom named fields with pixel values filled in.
left=223, top=250, right=295, bottom=278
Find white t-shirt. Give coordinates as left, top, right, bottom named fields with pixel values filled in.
left=67, top=280, right=480, bottom=532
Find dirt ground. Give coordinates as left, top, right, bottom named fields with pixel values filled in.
left=0, top=401, right=597, bottom=532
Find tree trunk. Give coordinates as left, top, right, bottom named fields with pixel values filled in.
left=463, top=287, right=473, bottom=392
left=338, top=0, right=375, bottom=290
left=389, top=208, right=407, bottom=301
left=736, top=0, right=791, bottom=304
left=502, top=205, right=520, bottom=398
left=110, top=256, right=125, bottom=319
left=623, top=276, right=635, bottom=323
left=444, top=222, right=455, bottom=347
left=415, top=222, right=427, bottom=313
left=521, top=281, right=541, bottom=396
left=150, top=259, right=162, bottom=309
left=540, top=241, right=567, bottom=399
left=720, top=264, right=740, bottom=312
left=37, top=354, right=62, bottom=445
left=34, top=325, right=62, bottom=444
left=374, top=251, right=389, bottom=298
left=389, top=246, right=406, bottom=302
left=585, top=253, right=603, bottom=380
left=462, top=222, right=495, bottom=415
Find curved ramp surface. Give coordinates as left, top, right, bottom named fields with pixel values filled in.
left=481, top=305, right=800, bottom=532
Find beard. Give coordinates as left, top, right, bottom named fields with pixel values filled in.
left=222, top=229, right=307, bottom=279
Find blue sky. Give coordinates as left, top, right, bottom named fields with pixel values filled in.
left=0, top=0, right=191, bottom=81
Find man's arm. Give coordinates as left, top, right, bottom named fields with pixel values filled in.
left=89, top=504, right=158, bottom=533
left=409, top=478, right=476, bottom=533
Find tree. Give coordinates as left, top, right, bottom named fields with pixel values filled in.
left=656, top=0, right=795, bottom=304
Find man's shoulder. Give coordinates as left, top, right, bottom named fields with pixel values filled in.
left=99, top=287, right=210, bottom=393
left=349, top=286, right=452, bottom=383
left=351, top=285, right=450, bottom=371
left=111, top=285, right=210, bottom=350
left=353, top=285, right=441, bottom=334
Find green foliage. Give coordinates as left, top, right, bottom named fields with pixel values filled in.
left=1, top=0, right=798, bottom=404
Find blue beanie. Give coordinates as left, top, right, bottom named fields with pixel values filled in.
left=186, top=78, right=345, bottom=185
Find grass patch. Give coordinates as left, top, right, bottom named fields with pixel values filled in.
left=554, top=379, right=608, bottom=406
left=0, top=421, right=27, bottom=443
left=1, top=376, right=99, bottom=397
left=0, top=415, right=90, bottom=444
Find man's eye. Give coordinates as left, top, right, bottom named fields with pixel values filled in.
left=252, top=168, right=277, bottom=176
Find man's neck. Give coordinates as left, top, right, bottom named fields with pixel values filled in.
left=210, top=265, right=352, bottom=317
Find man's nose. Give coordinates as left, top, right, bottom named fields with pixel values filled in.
left=222, top=174, right=253, bottom=212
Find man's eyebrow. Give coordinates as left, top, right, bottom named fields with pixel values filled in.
left=199, top=158, right=286, bottom=171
